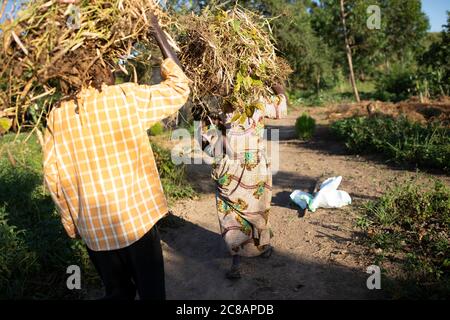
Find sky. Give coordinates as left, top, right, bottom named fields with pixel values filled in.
left=421, top=0, right=449, bottom=32
left=1, top=0, right=449, bottom=31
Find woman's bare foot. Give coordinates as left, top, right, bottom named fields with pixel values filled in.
left=260, top=245, right=273, bottom=258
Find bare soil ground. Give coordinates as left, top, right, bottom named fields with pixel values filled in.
left=161, top=103, right=450, bottom=300
left=323, top=96, right=450, bottom=125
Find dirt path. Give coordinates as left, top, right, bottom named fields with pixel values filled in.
left=160, top=107, right=449, bottom=300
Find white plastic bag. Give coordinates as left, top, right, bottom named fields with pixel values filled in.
left=290, top=176, right=351, bottom=212
left=309, top=190, right=351, bottom=212
left=290, top=190, right=313, bottom=210
left=319, top=176, right=342, bottom=191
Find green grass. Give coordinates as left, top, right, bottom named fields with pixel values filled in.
left=331, top=115, right=450, bottom=172
left=357, top=176, right=450, bottom=299
left=0, top=134, right=97, bottom=299
left=0, top=132, right=195, bottom=299
left=288, top=90, right=351, bottom=107
left=288, top=81, right=377, bottom=107
left=151, top=142, right=196, bottom=202
left=334, top=80, right=376, bottom=95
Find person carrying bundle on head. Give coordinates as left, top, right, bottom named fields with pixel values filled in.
left=200, top=82, right=286, bottom=280
left=44, top=0, right=190, bottom=300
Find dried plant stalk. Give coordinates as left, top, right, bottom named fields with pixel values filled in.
left=175, top=5, right=292, bottom=119
left=0, top=1, right=291, bottom=132
left=0, top=0, right=169, bottom=130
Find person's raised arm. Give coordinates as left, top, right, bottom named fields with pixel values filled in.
left=149, top=11, right=181, bottom=67
left=125, top=12, right=189, bottom=129
left=58, top=1, right=181, bottom=66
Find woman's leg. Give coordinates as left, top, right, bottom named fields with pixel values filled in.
left=226, top=255, right=241, bottom=279
left=232, top=255, right=241, bottom=268
left=260, top=244, right=273, bottom=258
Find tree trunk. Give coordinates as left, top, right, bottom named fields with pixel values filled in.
left=339, top=0, right=360, bottom=103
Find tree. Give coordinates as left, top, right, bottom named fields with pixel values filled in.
left=422, top=11, right=449, bottom=71
left=419, top=11, right=450, bottom=97
left=311, top=0, right=382, bottom=100
left=381, top=0, right=429, bottom=64
left=238, top=0, right=336, bottom=92
left=339, top=0, right=360, bottom=102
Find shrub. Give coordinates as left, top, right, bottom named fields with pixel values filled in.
left=418, top=13, right=450, bottom=98
left=375, top=64, right=417, bottom=102
left=331, top=115, right=450, bottom=172
left=151, top=142, right=196, bottom=201
left=0, top=205, right=38, bottom=298
left=0, top=134, right=97, bottom=299
left=295, top=113, right=316, bottom=140
left=0, top=133, right=196, bottom=298
left=149, top=122, right=165, bottom=136
left=358, top=177, right=450, bottom=299
left=415, top=67, right=449, bottom=99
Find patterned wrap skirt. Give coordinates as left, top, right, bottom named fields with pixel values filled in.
left=211, top=150, right=273, bottom=257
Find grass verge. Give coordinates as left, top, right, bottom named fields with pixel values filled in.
left=0, top=133, right=195, bottom=298
left=357, top=176, right=450, bottom=299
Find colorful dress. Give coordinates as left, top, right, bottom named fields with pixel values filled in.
left=206, top=106, right=274, bottom=257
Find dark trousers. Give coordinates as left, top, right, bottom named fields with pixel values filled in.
left=87, top=226, right=165, bottom=300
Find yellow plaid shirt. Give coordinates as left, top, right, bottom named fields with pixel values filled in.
left=43, top=58, right=190, bottom=251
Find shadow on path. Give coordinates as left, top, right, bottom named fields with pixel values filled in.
left=158, top=215, right=387, bottom=300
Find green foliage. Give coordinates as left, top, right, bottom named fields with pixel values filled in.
left=149, top=122, right=165, bottom=136
left=211, top=0, right=337, bottom=92
left=311, top=0, right=384, bottom=78
left=311, top=0, right=429, bottom=81
left=373, top=13, right=448, bottom=102
left=382, top=0, right=430, bottom=61
left=359, top=177, right=450, bottom=299
left=0, top=205, right=39, bottom=299
left=238, top=0, right=434, bottom=102
left=0, top=134, right=97, bottom=299
left=289, top=90, right=346, bottom=107
left=0, top=118, right=12, bottom=134
left=0, top=133, right=195, bottom=298
left=415, top=68, right=449, bottom=99
left=374, top=63, right=417, bottom=102
left=375, top=11, right=449, bottom=101
left=331, top=115, right=450, bottom=172
left=418, top=12, right=450, bottom=98
left=151, top=142, right=196, bottom=201
left=288, top=79, right=377, bottom=106
left=295, top=113, right=316, bottom=140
